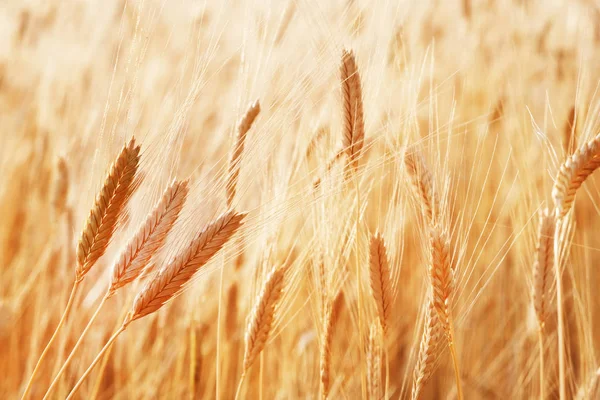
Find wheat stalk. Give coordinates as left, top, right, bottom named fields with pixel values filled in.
left=405, top=149, right=437, bottom=225
left=226, top=100, right=260, bottom=207
left=366, top=322, right=383, bottom=400
left=552, top=133, right=600, bottom=219
left=550, top=133, right=600, bottom=400
left=42, top=179, right=189, bottom=399
left=340, top=49, right=365, bottom=174
left=108, top=179, right=190, bottom=296
left=20, top=138, right=142, bottom=400
left=320, top=289, right=344, bottom=400
left=369, top=232, right=393, bottom=336
left=65, top=210, right=245, bottom=399
left=125, top=210, right=246, bottom=323
left=412, top=296, right=443, bottom=400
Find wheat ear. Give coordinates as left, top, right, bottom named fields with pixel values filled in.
left=226, top=100, right=261, bottom=207
left=429, top=226, right=463, bottom=400
left=77, top=137, right=141, bottom=281
left=320, top=289, right=344, bottom=400
left=552, top=133, right=600, bottom=219
left=108, top=179, right=190, bottom=296
left=366, top=323, right=383, bottom=400
left=234, top=265, right=287, bottom=399
left=368, top=232, right=393, bottom=336
left=42, top=179, right=189, bottom=400
left=20, top=138, right=141, bottom=400
left=340, top=49, right=365, bottom=174
left=550, top=133, right=600, bottom=400
left=405, top=149, right=437, bottom=225
left=65, top=211, right=245, bottom=399
left=412, top=296, right=443, bottom=400
left=125, top=210, right=246, bottom=323
left=533, top=208, right=555, bottom=329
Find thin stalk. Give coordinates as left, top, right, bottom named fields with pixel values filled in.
left=259, top=351, right=264, bottom=400
left=448, top=322, right=463, bottom=400
left=538, top=327, right=545, bottom=400
left=216, top=260, right=224, bottom=399
left=352, top=174, right=366, bottom=399
left=21, top=281, right=79, bottom=400
left=65, top=324, right=127, bottom=400
left=189, top=318, right=196, bottom=399
left=555, top=217, right=566, bottom=400
left=385, top=346, right=389, bottom=400
left=234, top=372, right=246, bottom=400
left=43, top=292, right=109, bottom=399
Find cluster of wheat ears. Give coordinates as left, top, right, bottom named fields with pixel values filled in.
left=4, top=0, right=600, bottom=399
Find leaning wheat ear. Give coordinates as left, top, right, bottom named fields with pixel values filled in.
left=533, top=208, right=555, bottom=329
left=126, top=210, right=246, bottom=323
left=320, top=289, right=344, bottom=400
left=77, top=137, right=142, bottom=281
left=65, top=211, right=246, bottom=400
left=108, top=179, right=190, bottom=296
left=429, top=226, right=463, bottom=400
left=405, top=149, right=437, bottom=225
left=552, top=133, right=600, bottom=219
left=21, top=138, right=141, bottom=400
left=43, top=179, right=189, bottom=400
left=340, top=49, right=365, bottom=175
left=550, top=133, right=600, bottom=400
left=235, top=265, right=288, bottom=399
left=412, top=295, right=443, bottom=400
left=368, top=232, right=393, bottom=336
left=532, top=208, right=555, bottom=400
left=226, top=100, right=261, bottom=207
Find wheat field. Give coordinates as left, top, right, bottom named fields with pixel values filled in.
left=2, top=0, right=600, bottom=399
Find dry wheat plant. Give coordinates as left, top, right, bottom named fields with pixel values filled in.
left=3, top=0, right=600, bottom=399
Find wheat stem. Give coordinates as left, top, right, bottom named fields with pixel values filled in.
left=538, top=327, right=545, bottom=400
left=554, top=217, right=566, bottom=400
left=20, top=281, right=79, bottom=400
left=43, top=292, right=109, bottom=399
left=65, top=324, right=127, bottom=400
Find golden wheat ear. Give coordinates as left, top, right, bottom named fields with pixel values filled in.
left=532, top=208, right=555, bottom=329
left=368, top=232, right=393, bottom=336
left=340, top=49, right=365, bottom=174
left=226, top=100, right=261, bottom=207
left=108, top=179, right=190, bottom=296
left=552, top=133, right=600, bottom=219
left=241, top=265, right=288, bottom=374
left=405, top=149, right=437, bottom=225
left=412, top=296, right=443, bottom=400
left=76, top=137, right=141, bottom=281
left=125, top=211, right=246, bottom=323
